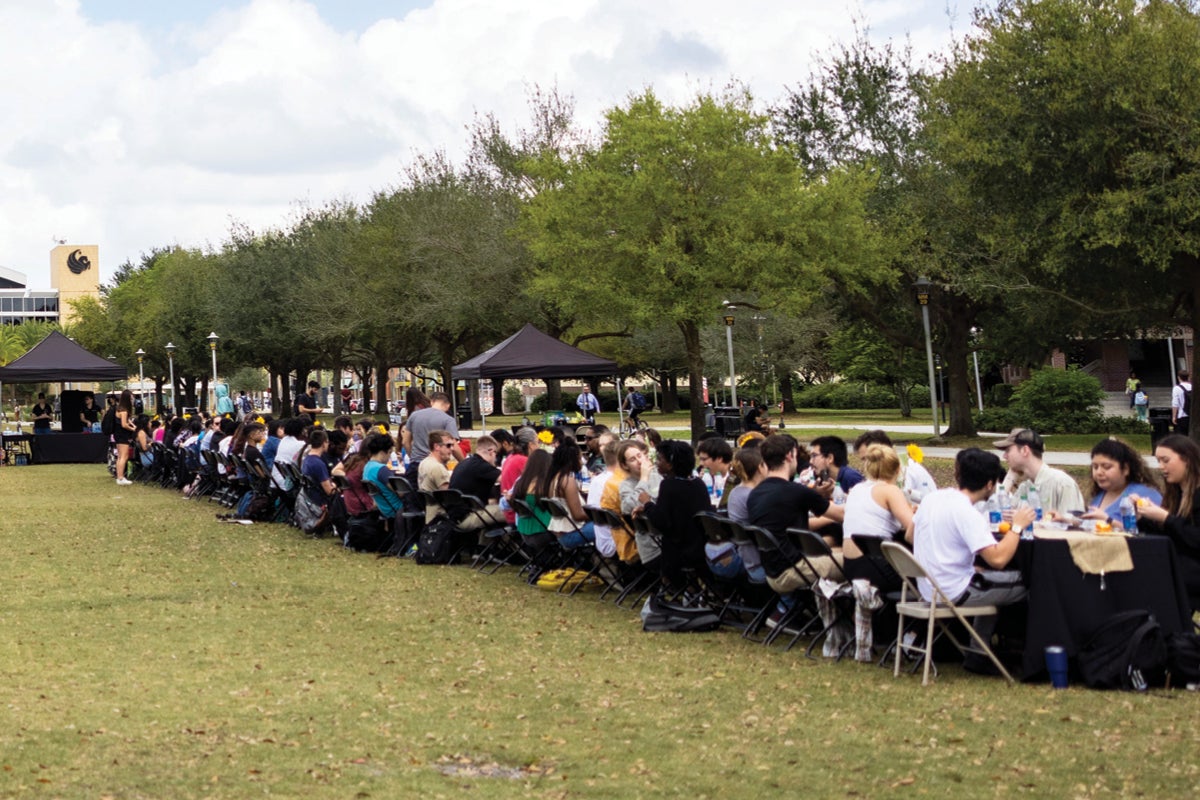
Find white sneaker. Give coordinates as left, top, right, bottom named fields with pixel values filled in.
left=116, top=478, right=132, bottom=486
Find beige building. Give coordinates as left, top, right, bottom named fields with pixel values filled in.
left=50, top=245, right=100, bottom=326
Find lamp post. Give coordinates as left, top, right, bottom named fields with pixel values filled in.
left=722, top=304, right=738, bottom=408
left=135, top=348, right=146, bottom=413
left=970, top=327, right=984, bottom=412
left=165, top=342, right=176, bottom=416
left=914, top=276, right=941, bottom=437
left=207, top=332, right=219, bottom=412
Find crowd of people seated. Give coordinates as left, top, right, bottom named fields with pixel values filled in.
left=107, top=394, right=1200, bottom=678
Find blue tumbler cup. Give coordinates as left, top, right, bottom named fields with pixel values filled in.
left=1044, top=645, right=1068, bottom=688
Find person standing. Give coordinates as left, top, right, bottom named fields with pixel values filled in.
left=1172, top=370, right=1192, bottom=436
left=576, top=385, right=600, bottom=425
left=31, top=392, right=53, bottom=435
left=1126, top=370, right=1139, bottom=409
left=404, top=392, right=459, bottom=488
left=294, top=380, right=321, bottom=418
left=79, top=393, right=100, bottom=432
left=113, top=389, right=137, bottom=486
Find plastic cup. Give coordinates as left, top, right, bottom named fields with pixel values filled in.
left=1044, top=645, right=1068, bottom=689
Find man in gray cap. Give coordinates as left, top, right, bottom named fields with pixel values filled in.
left=994, top=428, right=1084, bottom=517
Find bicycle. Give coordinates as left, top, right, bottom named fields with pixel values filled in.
left=619, top=413, right=650, bottom=438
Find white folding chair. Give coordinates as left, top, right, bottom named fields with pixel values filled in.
left=881, top=541, right=1015, bottom=686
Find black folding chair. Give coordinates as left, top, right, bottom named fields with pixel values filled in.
left=742, top=524, right=823, bottom=648
left=789, top=528, right=855, bottom=661
left=509, top=497, right=568, bottom=582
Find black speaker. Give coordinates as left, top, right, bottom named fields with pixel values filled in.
left=59, top=390, right=93, bottom=433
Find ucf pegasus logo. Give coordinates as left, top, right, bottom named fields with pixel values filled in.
left=67, top=249, right=91, bottom=275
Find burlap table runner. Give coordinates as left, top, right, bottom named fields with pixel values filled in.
left=1033, top=528, right=1133, bottom=574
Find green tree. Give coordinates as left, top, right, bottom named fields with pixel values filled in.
left=930, top=0, right=1200, bottom=437
left=521, top=88, right=876, bottom=438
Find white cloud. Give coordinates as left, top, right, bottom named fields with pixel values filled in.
left=0, top=0, right=961, bottom=285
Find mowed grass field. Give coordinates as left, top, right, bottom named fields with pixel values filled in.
left=0, top=465, right=1197, bottom=798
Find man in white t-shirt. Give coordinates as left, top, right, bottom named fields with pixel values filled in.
left=913, top=448, right=1034, bottom=670
left=1172, top=370, right=1192, bottom=436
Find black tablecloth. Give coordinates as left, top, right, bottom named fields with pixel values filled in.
left=30, top=433, right=109, bottom=464
left=1017, top=535, right=1192, bottom=680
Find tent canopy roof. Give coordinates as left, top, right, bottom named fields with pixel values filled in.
left=0, top=330, right=127, bottom=383
left=451, top=324, right=618, bottom=381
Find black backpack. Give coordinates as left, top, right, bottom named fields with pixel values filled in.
left=100, top=404, right=117, bottom=436
left=416, top=517, right=460, bottom=565
left=641, top=594, right=721, bottom=633
left=631, top=392, right=647, bottom=410
left=1166, top=632, right=1200, bottom=686
left=1077, top=610, right=1168, bottom=691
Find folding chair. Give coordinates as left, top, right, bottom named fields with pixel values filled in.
left=789, top=528, right=855, bottom=661
left=881, top=541, right=1015, bottom=686
left=849, top=534, right=909, bottom=669
left=509, top=497, right=568, bottom=582
left=584, top=505, right=648, bottom=602
left=383, top=475, right=428, bottom=556
left=742, top=524, right=823, bottom=648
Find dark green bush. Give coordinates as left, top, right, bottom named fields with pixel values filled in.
left=1088, top=416, right=1152, bottom=436
left=985, top=383, right=1016, bottom=408
left=793, top=382, right=898, bottom=409
left=1008, top=367, right=1104, bottom=434
left=973, top=407, right=1028, bottom=433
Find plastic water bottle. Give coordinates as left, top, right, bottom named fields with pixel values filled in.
left=987, top=494, right=1001, bottom=533
left=1028, top=486, right=1043, bottom=523
left=998, top=486, right=1012, bottom=520
left=1120, top=495, right=1138, bottom=535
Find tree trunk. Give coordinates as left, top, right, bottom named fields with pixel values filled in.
left=942, top=311, right=977, bottom=437
left=1190, top=257, right=1200, bottom=444
left=655, top=370, right=675, bottom=413
left=375, top=360, right=389, bottom=417
left=680, top=320, right=706, bottom=441
left=780, top=372, right=796, bottom=414
left=895, top=379, right=912, bottom=418
left=545, top=379, right=563, bottom=413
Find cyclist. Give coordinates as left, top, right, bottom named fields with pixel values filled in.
left=622, top=386, right=647, bottom=429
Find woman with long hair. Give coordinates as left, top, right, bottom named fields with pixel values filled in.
left=134, top=414, right=155, bottom=470
left=1136, top=434, right=1200, bottom=612
left=1084, top=437, right=1161, bottom=522
left=511, top=449, right=554, bottom=538
left=540, top=436, right=595, bottom=547
left=113, top=389, right=136, bottom=485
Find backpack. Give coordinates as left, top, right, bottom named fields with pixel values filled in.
left=100, top=404, right=117, bottom=436
left=240, top=395, right=252, bottom=414
left=631, top=392, right=646, bottom=410
left=1077, top=610, right=1168, bottom=690
left=1182, top=382, right=1193, bottom=416
left=641, top=594, right=722, bottom=633
left=416, top=517, right=460, bottom=565
left=1166, top=631, right=1200, bottom=687
left=1134, top=390, right=1148, bottom=406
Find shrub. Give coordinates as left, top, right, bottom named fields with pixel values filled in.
left=793, top=382, right=898, bottom=409
left=530, top=390, right=624, bottom=414
left=1088, top=416, right=1152, bottom=436
left=502, top=385, right=523, bottom=415
left=973, top=407, right=1028, bottom=434
left=985, top=383, right=1016, bottom=408
left=1008, top=367, right=1104, bottom=434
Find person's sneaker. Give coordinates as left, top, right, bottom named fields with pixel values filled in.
left=765, top=609, right=785, bottom=629
left=116, top=478, right=132, bottom=486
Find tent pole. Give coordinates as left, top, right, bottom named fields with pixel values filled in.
left=616, top=375, right=625, bottom=436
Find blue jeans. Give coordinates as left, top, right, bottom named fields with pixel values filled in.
left=557, top=521, right=595, bottom=549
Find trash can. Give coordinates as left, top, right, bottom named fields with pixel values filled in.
left=1149, top=407, right=1172, bottom=450
left=713, top=406, right=743, bottom=439
left=457, top=408, right=473, bottom=431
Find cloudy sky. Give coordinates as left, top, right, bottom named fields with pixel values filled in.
left=0, top=0, right=976, bottom=287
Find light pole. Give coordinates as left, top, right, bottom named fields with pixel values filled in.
left=970, top=327, right=984, bottom=412
left=722, top=304, right=737, bottom=408
left=135, top=348, right=145, bottom=413
left=165, top=342, right=176, bottom=416
left=207, top=332, right=219, bottom=413
left=914, top=276, right=941, bottom=437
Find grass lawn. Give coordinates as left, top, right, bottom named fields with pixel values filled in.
left=0, top=465, right=1196, bottom=797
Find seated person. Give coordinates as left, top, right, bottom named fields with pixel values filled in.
left=1084, top=437, right=1161, bottom=524
left=448, top=435, right=506, bottom=530
left=744, top=403, right=770, bottom=435
left=361, top=432, right=403, bottom=521
left=913, top=448, right=1035, bottom=668
left=696, top=434, right=733, bottom=508
left=300, top=429, right=336, bottom=509
left=418, top=429, right=458, bottom=523
left=619, top=439, right=662, bottom=567
left=723, top=447, right=767, bottom=583
left=510, top=449, right=554, bottom=539
left=80, top=393, right=100, bottom=432
left=995, top=428, right=1085, bottom=517
left=854, top=429, right=936, bottom=503
left=841, top=444, right=914, bottom=591
left=747, top=433, right=840, bottom=594
left=634, top=440, right=710, bottom=591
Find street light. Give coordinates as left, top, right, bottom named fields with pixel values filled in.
left=135, top=348, right=145, bottom=413
left=165, top=342, right=176, bottom=416
left=207, top=332, right=219, bottom=412
left=914, top=276, right=941, bottom=437
left=722, top=301, right=738, bottom=408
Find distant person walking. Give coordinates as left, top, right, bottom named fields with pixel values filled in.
left=1173, top=371, right=1192, bottom=436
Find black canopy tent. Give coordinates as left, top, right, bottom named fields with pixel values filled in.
left=451, top=324, right=622, bottom=427
left=0, top=331, right=127, bottom=383
left=0, top=331, right=126, bottom=463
